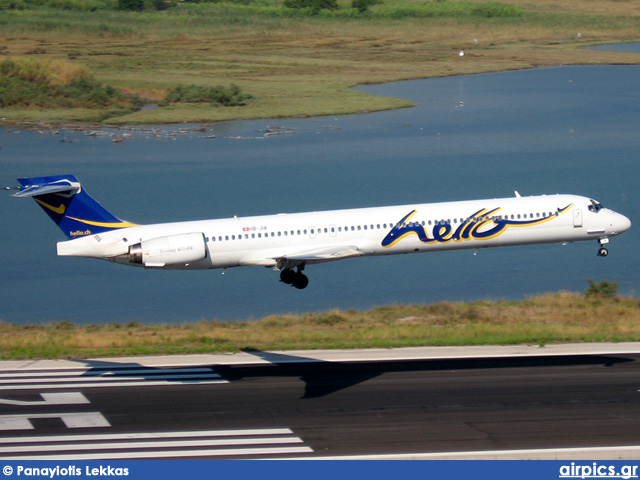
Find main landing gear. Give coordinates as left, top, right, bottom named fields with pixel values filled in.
left=597, top=238, right=609, bottom=257
left=280, top=266, right=309, bottom=289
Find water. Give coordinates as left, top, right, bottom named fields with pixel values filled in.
left=1, top=65, right=638, bottom=324
left=584, top=42, right=640, bottom=53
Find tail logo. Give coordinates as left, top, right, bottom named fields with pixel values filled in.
left=35, top=198, right=66, bottom=215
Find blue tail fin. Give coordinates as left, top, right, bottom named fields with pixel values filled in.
left=14, top=175, right=136, bottom=239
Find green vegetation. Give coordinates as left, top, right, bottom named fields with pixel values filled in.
left=283, top=0, right=339, bottom=15
left=0, top=57, right=256, bottom=121
left=585, top=279, right=619, bottom=299
left=160, top=83, right=254, bottom=106
left=1, top=290, right=639, bottom=359
left=0, top=0, right=638, bottom=125
left=0, top=57, right=144, bottom=120
left=0, top=0, right=525, bottom=16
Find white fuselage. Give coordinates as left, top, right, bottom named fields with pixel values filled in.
left=56, top=194, right=631, bottom=272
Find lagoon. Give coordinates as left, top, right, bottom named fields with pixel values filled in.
left=1, top=65, right=638, bottom=324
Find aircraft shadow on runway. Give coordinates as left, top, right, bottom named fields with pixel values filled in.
left=213, top=351, right=635, bottom=399
left=65, top=354, right=634, bottom=399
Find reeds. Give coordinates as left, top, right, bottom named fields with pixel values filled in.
left=1, top=292, right=639, bottom=359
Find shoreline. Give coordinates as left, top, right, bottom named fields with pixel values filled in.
left=2, top=292, right=639, bottom=360
left=3, top=56, right=640, bottom=133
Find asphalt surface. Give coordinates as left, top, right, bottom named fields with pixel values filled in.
left=0, top=345, right=639, bottom=459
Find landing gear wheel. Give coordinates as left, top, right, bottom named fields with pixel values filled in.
left=292, top=272, right=309, bottom=290
left=280, top=269, right=296, bottom=284
left=597, top=247, right=609, bottom=257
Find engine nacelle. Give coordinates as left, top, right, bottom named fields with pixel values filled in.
left=128, top=232, right=207, bottom=267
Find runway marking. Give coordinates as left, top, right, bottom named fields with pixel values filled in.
left=0, top=428, right=313, bottom=460
left=0, top=392, right=90, bottom=406
left=0, top=412, right=111, bottom=430
left=0, top=367, right=228, bottom=390
left=3, top=436, right=303, bottom=453
left=0, top=368, right=215, bottom=378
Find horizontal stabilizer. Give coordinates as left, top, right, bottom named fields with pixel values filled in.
left=14, top=177, right=81, bottom=198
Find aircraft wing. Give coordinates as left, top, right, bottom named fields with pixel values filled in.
left=240, top=245, right=363, bottom=267
left=276, top=245, right=363, bottom=263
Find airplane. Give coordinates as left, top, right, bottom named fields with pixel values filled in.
left=8, top=175, right=631, bottom=290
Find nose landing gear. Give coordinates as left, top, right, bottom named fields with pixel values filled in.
left=597, top=238, right=609, bottom=257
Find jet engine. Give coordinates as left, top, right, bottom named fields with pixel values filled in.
left=128, top=232, right=207, bottom=267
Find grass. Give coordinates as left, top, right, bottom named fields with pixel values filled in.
left=0, top=0, right=639, bottom=125
left=1, top=291, right=639, bottom=359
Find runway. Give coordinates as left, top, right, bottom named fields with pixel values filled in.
left=0, top=344, right=639, bottom=459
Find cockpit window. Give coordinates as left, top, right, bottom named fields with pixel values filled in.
left=588, top=199, right=603, bottom=213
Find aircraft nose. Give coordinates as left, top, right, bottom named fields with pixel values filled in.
left=613, top=212, right=632, bottom=234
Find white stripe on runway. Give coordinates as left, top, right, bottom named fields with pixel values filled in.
left=0, top=373, right=224, bottom=384
left=0, top=380, right=227, bottom=390
left=0, top=412, right=111, bottom=430
left=0, top=367, right=215, bottom=378
left=0, top=428, right=294, bottom=444
left=0, top=446, right=314, bottom=460
left=2, top=436, right=304, bottom=453
left=0, top=428, right=314, bottom=460
left=0, top=366, right=228, bottom=390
